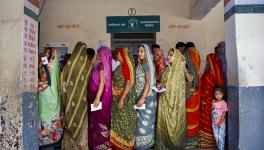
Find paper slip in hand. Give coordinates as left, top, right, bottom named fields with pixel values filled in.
left=91, top=102, right=102, bottom=112
left=152, top=86, right=166, bottom=93
left=41, top=57, right=49, bottom=65
left=134, top=104, right=146, bottom=110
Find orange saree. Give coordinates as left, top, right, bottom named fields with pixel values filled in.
left=199, top=53, right=224, bottom=148
left=185, top=47, right=201, bottom=138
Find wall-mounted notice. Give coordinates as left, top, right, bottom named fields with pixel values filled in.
left=107, top=16, right=160, bottom=33
left=22, top=14, right=38, bottom=92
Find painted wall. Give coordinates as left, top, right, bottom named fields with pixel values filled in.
left=0, top=0, right=39, bottom=149
left=0, top=0, right=24, bottom=149
left=236, top=13, right=264, bottom=150
left=201, top=0, right=225, bottom=72
left=39, top=0, right=225, bottom=72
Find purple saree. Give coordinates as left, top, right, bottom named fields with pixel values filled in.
left=88, top=46, right=112, bottom=149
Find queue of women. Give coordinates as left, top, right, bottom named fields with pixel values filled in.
left=37, top=41, right=226, bottom=150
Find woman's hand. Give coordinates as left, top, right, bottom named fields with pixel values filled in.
left=93, top=98, right=100, bottom=107
left=217, top=122, right=222, bottom=128
left=182, top=60, right=187, bottom=67
left=137, top=98, right=145, bottom=107
left=157, top=83, right=165, bottom=89
left=117, top=98, right=124, bottom=109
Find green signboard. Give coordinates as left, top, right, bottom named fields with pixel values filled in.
left=106, top=16, right=160, bottom=33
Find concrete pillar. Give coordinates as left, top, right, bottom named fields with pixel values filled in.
left=224, top=0, right=264, bottom=149
left=0, top=0, right=38, bottom=149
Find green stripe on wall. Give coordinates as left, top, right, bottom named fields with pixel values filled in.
left=24, top=6, right=38, bottom=21
left=225, top=4, right=264, bottom=21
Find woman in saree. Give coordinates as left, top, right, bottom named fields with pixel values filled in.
left=155, top=48, right=186, bottom=150
left=38, top=47, right=63, bottom=146
left=110, top=47, right=136, bottom=150
left=135, top=44, right=157, bottom=149
left=199, top=53, right=224, bottom=148
left=60, top=42, right=94, bottom=150
left=184, top=42, right=201, bottom=147
left=87, top=46, right=112, bottom=149
left=152, top=45, right=165, bottom=83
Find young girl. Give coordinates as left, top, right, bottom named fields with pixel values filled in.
left=211, top=86, right=228, bottom=150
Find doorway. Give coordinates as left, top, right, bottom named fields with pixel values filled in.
left=111, top=33, right=156, bottom=54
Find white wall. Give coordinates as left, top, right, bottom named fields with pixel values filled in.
left=201, top=0, right=225, bottom=72
left=39, top=0, right=225, bottom=73
left=236, top=14, right=264, bottom=87
left=224, top=14, right=239, bottom=86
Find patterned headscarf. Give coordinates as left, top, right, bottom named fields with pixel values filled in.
left=119, top=47, right=135, bottom=86
left=140, top=44, right=156, bottom=96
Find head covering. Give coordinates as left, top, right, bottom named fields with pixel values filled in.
left=119, top=47, right=135, bottom=86
left=155, top=48, right=186, bottom=149
left=206, top=53, right=224, bottom=85
left=166, top=49, right=185, bottom=101
left=141, top=44, right=156, bottom=96
left=60, top=41, right=92, bottom=148
left=97, top=46, right=112, bottom=91
left=153, top=48, right=165, bottom=75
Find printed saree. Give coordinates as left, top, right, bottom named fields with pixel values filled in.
left=135, top=44, right=157, bottom=150
left=110, top=47, right=136, bottom=150
left=60, top=42, right=92, bottom=150
left=38, top=50, right=63, bottom=146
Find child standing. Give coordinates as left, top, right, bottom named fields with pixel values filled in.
left=211, top=87, right=228, bottom=150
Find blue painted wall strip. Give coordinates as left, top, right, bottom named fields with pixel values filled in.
left=224, top=4, right=264, bottom=21
left=227, top=86, right=239, bottom=150
left=239, top=86, right=264, bottom=150
left=22, top=92, right=38, bottom=150
left=227, top=86, right=264, bottom=149
left=24, top=6, right=38, bottom=21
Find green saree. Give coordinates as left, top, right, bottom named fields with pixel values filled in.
left=60, top=42, right=92, bottom=150
left=110, top=48, right=136, bottom=150
left=38, top=55, right=61, bottom=125
left=155, top=49, right=186, bottom=150
left=38, top=49, right=63, bottom=146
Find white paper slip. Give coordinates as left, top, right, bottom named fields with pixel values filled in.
left=91, top=102, right=102, bottom=112
left=41, top=57, right=49, bottom=65
left=152, top=86, right=166, bottom=93
left=134, top=104, right=146, bottom=110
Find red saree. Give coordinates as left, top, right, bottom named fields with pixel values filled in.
left=199, top=53, right=224, bottom=148
left=186, top=47, right=201, bottom=137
